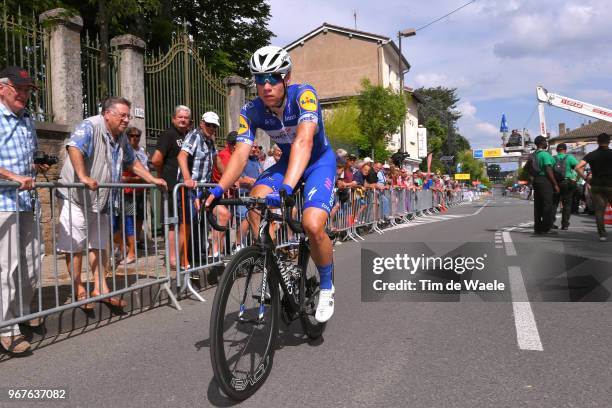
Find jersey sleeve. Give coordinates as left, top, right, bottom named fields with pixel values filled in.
left=295, top=84, right=320, bottom=126
left=235, top=103, right=256, bottom=145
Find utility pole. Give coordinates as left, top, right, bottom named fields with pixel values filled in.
left=397, top=28, right=415, bottom=152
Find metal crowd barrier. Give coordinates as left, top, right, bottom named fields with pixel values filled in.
left=1, top=180, right=467, bottom=330
left=0, top=181, right=176, bottom=333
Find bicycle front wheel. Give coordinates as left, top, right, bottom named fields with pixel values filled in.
left=210, top=246, right=279, bottom=400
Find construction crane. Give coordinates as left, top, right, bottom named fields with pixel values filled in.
left=536, top=86, right=612, bottom=137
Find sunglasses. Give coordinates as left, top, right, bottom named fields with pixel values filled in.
left=254, top=73, right=283, bottom=86
left=128, top=134, right=140, bottom=138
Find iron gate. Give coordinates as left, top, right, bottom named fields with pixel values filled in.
left=144, top=33, right=227, bottom=148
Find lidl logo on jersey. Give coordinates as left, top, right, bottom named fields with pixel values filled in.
left=299, top=90, right=317, bottom=112
left=238, top=114, right=249, bottom=135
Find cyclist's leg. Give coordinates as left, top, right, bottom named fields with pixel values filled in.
left=250, top=162, right=287, bottom=238
left=301, top=156, right=336, bottom=322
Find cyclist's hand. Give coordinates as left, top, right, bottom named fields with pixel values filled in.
left=265, top=184, right=293, bottom=207
left=204, top=185, right=224, bottom=209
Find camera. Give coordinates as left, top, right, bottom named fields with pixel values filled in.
left=391, top=151, right=410, bottom=167
left=33, top=150, right=59, bottom=166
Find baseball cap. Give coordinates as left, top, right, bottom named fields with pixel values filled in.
left=0, top=66, right=38, bottom=89
left=556, top=143, right=567, bottom=151
left=201, top=111, right=220, bottom=126
left=363, top=157, right=373, bottom=163
left=346, top=154, right=357, bottom=161
left=383, top=164, right=390, bottom=169
left=336, top=148, right=348, bottom=158
left=226, top=131, right=237, bottom=145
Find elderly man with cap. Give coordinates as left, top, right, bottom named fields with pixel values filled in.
left=0, top=66, right=48, bottom=354
left=178, top=111, right=229, bottom=261
left=531, top=135, right=560, bottom=235
left=551, top=143, right=579, bottom=230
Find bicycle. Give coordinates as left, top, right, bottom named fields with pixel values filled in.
left=205, top=191, right=332, bottom=400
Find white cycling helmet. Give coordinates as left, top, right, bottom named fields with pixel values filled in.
left=249, top=45, right=292, bottom=76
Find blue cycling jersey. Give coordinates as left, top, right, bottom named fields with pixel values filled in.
left=236, top=83, right=332, bottom=164
left=236, top=83, right=336, bottom=214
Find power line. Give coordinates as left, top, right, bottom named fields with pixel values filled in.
left=416, top=0, right=477, bottom=32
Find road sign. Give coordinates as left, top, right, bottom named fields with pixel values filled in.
left=473, top=149, right=483, bottom=158
left=483, top=148, right=503, bottom=158
left=455, top=173, right=470, bottom=180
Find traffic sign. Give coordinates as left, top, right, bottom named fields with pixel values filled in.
left=473, top=149, right=483, bottom=158
left=455, top=173, right=470, bottom=180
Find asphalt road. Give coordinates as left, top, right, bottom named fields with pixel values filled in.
left=3, top=194, right=612, bottom=408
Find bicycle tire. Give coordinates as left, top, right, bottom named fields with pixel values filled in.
left=298, top=240, right=333, bottom=339
left=210, top=246, right=280, bottom=400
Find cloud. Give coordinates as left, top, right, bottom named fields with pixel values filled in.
left=457, top=101, right=501, bottom=148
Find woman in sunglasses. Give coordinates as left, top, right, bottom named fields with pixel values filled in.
left=205, top=45, right=337, bottom=323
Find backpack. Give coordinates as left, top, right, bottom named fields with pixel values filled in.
left=523, top=151, right=541, bottom=177
left=553, top=156, right=567, bottom=183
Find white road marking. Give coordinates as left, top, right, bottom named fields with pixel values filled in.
left=508, top=266, right=544, bottom=351
left=502, top=231, right=517, bottom=256
left=384, top=202, right=489, bottom=232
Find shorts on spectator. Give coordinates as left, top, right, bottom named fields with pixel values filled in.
left=56, top=199, right=109, bottom=252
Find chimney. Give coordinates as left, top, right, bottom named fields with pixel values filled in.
left=559, top=123, right=566, bottom=135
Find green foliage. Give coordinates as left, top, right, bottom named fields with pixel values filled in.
left=456, top=149, right=487, bottom=182
left=324, top=101, right=366, bottom=153
left=487, top=164, right=501, bottom=179
left=415, top=86, right=461, bottom=125
left=357, top=78, right=406, bottom=156
left=7, top=0, right=273, bottom=78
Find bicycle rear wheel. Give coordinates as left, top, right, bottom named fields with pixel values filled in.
left=298, top=240, right=332, bottom=339
left=210, top=246, right=279, bottom=400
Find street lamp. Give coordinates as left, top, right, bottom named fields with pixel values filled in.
left=398, top=27, right=416, bottom=153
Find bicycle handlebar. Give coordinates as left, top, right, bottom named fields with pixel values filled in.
left=202, top=189, right=303, bottom=234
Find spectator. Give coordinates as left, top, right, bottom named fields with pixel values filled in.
left=531, top=135, right=560, bottom=235
left=234, top=142, right=262, bottom=248
left=343, top=154, right=358, bottom=188
left=177, top=111, right=229, bottom=261
left=117, top=127, right=148, bottom=264
left=263, top=144, right=281, bottom=170
left=335, top=148, right=347, bottom=162
left=551, top=143, right=579, bottom=230
left=56, top=96, right=166, bottom=310
left=151, top=105, right=191, bottom=269
left=212, top=131, right=237, bottom=183
left=0, top=66, right=47, bottom=354
left=575, top=133, right=612, bottom=241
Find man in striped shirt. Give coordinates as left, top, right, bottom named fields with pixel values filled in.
left=177, top=111, right=229, bottom=261
left=0, top=66, right=48, bottom=355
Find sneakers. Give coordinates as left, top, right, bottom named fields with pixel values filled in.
left=315, top=285, right=335, bottom=323
left=599, top=236, right=608, bottom=242
left=1, top=334, right=31, bottom=354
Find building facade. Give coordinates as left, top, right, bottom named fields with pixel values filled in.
left=285, top=23, right=426, bottom=169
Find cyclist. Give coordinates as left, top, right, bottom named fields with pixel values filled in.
left=205, top=45, right=336, bottom=322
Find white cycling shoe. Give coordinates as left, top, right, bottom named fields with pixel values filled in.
left=315, top=284, right=335, bottom=323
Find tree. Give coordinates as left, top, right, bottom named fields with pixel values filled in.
left=487, top=164, right=501, bottom=179
left=323, top=101, right=367, bottom=154
left=456, top=149, right=488, bottom=183
left=5, top=0, right=273, bottom=79
left=415, top=86, right=461, bottom=128
left=357, top=78, right=406, bottom=158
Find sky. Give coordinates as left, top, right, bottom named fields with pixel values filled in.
left=265, top=0, right=612, bottom=155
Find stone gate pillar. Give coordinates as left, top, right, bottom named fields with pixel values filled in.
left=39, top=9, right=83, bottom=129
left=111, top=34, right=146, bottom=148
